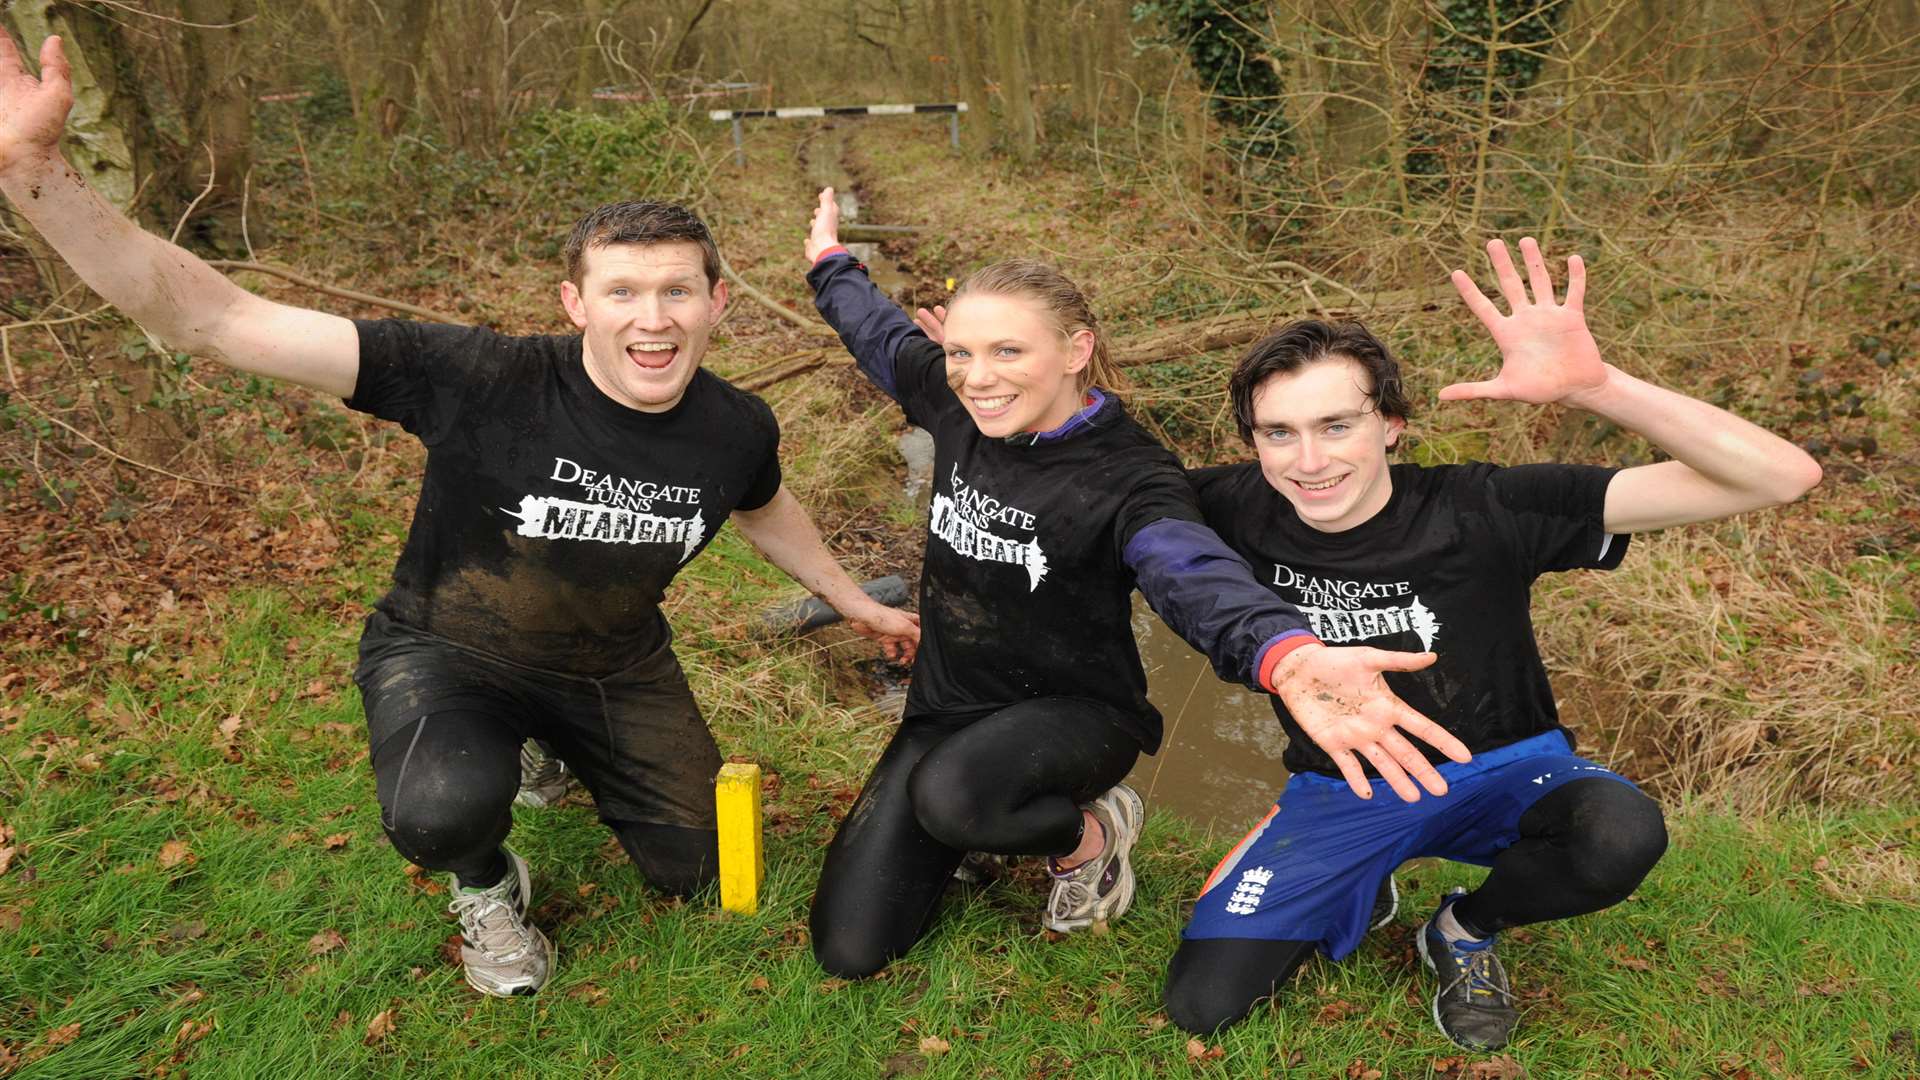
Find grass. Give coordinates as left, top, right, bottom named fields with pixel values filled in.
left=1, top=106, right=1917, bottom=1076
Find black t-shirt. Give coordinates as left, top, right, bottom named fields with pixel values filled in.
left=891, top=337, right=1203, bottom=750
left=346, top=320, right=781, bottom=674
left=1191, top=461, right=1628, bottom=777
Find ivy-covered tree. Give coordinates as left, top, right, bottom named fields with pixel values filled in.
left=1407, top=0, right=1567, bottom=189
left=1136, top=0, right=1291, bottom=166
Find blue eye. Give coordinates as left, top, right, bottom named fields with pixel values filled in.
left=669, top=287, right=691, bottom=298
left=1326, top=423, right=1350, bottom=436
left=1263, top=429, right=1294, bottom=442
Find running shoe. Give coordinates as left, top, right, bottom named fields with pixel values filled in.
left=1416, top=888, right=1518, bottom=1050
left=1044, top=782, right=1144, bottom=933
left=514, top=741, right=572, bottom=808
left=448, top=846, right=552, bottom=997
left=1370, top=872, right=1401, bottom=931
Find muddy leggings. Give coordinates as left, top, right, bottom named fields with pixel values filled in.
left=809, top=697, right=1143, bottom=979
left=1162, top=777, right=1668, bottom=1033
left=370, top=714, right=716, bottom=895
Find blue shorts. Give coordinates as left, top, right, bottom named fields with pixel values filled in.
left=1182, top=730, right=1638, bottom=960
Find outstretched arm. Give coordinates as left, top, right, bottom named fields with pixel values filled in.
left=731, top=486, right=920, bottom=663
left=803, top=187, right=932, bottom=405
left=0, top=35, right=358, bottom=398
left=1128, top=517, right=1471, bottom=802
left=1447, top=238, right=1821, bottom=533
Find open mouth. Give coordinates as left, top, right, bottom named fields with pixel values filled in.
left=627, top=342, right=678, bottom=370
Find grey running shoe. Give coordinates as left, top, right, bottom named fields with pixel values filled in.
left=514, top=741, right=572, bottom=808
left=1370, top=873, right=1400, bottom=931
left=1416, top=888, right=1518, bottom=1050
left=448, top=847, right=552, bottom=997
left=1044, top=782, right=1144, bottom=933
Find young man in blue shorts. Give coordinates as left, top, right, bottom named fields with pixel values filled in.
left=1164, top=238, right=1822, bottom=1049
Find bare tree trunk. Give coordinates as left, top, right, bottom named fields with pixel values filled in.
left=990, top=0, right=1037, bottom=160
left=572, top=0, right=609, bottom=106
left=944, top=0, right=990, bottom=152
left=372, top=0, right=437, bottom=135
left=177, top=0, right=254, bottom=255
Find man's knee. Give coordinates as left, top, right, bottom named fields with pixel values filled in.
left=1559, top=780, right=1668, bottom=899
left=810, top=927, right=892, bottom=981
left=611, top=821, right=717, bottom=899
left=382, top=789, right=509, bottom=867
left=1163, top=941, right=1281, bottom=1035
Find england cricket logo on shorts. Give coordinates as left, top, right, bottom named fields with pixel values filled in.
left=502, top=456, right=708, bottom=562
left=929, top=464, right=1049, bottom=591
left=1224, top=866, right=1274, bottom=916
left=1270, top=563, right=1442, bottom=649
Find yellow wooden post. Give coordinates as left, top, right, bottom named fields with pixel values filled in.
left=715, top=762, right=764, bottom=915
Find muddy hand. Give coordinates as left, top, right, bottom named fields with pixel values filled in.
left=0, top=35, right=73, bottom=178
left=805, top=186, right=842, bottom=263
left=1270, top=643, right=1470, bottom=802
left=844, top=602, right=920, bottom=665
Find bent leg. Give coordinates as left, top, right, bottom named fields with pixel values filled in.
left=810, top=720, right=965, bottom=978
left=371, top=712, right=523, bottom=888
left=1453, top=777, right=1667, bottom=936
left=907, top=697, right=1140, bottom=856
left=607, top=820, right=717, bottom=899
left=1164, top=937, right=1318, bottom=1035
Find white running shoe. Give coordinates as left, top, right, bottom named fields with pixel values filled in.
left=1044, top=782, right=1145, bottom=933
left=448, top=847, right=552, bottom=997
left=514, top=741, right=572, bottom=809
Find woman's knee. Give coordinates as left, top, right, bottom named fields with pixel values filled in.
left=1163, top=939, right=1298, bottom=1035
left=906, top=753, right=996, bottom=850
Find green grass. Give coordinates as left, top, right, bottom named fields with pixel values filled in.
left=3, top=588, right=1917, bottom=1078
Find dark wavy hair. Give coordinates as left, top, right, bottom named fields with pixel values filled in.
left=1228, top=319, right=1412, bottom=443
left=564, top=201, right=720, bottom=287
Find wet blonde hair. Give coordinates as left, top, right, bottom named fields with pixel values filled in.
left=950, top=258, right=1129, bottom=394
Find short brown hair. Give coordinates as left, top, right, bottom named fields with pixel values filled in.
left=1229, top=320, right=1412, bottom=443
left=564, top=201, right=721, bottom=287
left=951, top=259, right=1127, bottom=393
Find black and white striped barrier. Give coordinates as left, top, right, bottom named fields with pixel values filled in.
left=710, top=103, right=969, bottom=165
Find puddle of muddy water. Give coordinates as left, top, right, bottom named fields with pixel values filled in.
left=807, top=124, right=914, bottom=297
left=1124, top=595, right=1290, bottom=834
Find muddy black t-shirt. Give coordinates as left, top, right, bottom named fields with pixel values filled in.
left=887, top=337, right=1202, bottom=750
left=346, top=320, right=781, bottom=675
left=1191, top=461, right=1628, bottom=778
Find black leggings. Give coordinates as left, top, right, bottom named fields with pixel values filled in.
left=371, top=712, right=717, bottom=896
left=810, top=697, right=1142, bottom=979
left=1163, top=777, right=1667, bottom=1034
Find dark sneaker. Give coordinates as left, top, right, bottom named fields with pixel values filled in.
left=1369, top=873, right=1400, bottom=931
left=952, top=850, right=1008, bottom=885
left=1044, top=783, right=1144, bottom=932
left=1416, top=888, right=1518, bottom=1050
left=514, top=741, right=572, bottom=809
left=448, top=846, right=552, bottom=997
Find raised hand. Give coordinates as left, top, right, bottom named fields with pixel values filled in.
left=1442, top=237, right=1608, bottom=407
left=1270, top=643, right=1472, bottom=802
left=0, top=34, right=73, bottom=177
left=911, top=303, right=946, bottom=345
left=804, top=186, right=842, bottom=263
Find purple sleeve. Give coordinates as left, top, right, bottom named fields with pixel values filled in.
left=1125, top=517, right=1317, bottom=691
left=806, top=252, right=931, bottom=406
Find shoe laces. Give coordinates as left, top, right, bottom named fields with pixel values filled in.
left=449, top=882, right=536, bottom=962
left=1441, top=944, right=1513, bottom=1006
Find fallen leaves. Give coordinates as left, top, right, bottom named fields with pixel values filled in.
left=44, top=1023, right=81, bottom=1048
left=307, top=929, right=347, bottom=956
left=0, top=821, right=17, bottom=877
left=362, top=1008, right=397, bottom=1046
left=158, top=840, right=195, bottom=869
left=1345, top=1059, right=1382, bottom=1080
left=917, top=1035, right=950, bottom=1056
left=1186, top=1038, right=1223, bottom=1062
left=322, top=832, right=352, bottom=851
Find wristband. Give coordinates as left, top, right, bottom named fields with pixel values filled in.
left=1256, top=631, right=1323, bottom=695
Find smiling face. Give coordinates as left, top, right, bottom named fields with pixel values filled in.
left=1249, top=356, right=1405, bottom=532
left=560, top=240, right=728, bottom=412
left=940, top=291, right=1093, bottom=437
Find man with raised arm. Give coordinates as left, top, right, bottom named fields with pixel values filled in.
left=1162, top=238, right=1821, bottom=1050
left=0, top=35, right=918, bottom=998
